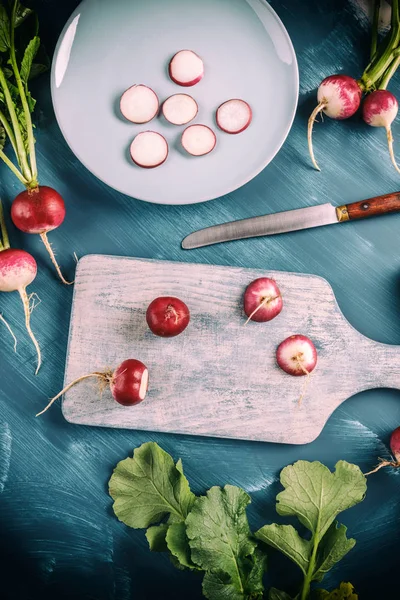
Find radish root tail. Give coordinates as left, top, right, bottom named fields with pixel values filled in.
left=36, top=371, right=112, bottom=417
left=40, top=232, right=74, bottom=285
left=364, top=458, right=399, bottom=476
left=308, top=101, right=327, bottom=171
left=19, top=287, right=41, bottom=374
left=296, top=357, right=310, bottom=406
left=0, top=313, right=17, bottom=352
left=244, top=295, right=280, bottom=325
left=386, top=127, right=400, bottom=174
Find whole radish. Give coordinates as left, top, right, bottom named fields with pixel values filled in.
left=276, top=335, right=317, bottom=376
left=308, top=75, right=362, bottom=170
left=146, top=296, right=190, bottom=337
left=36, top=358, right=149, bottom=416
left=11, top=187, right=72, bottom=285
left=365, top=426, right=400, bottom=475
left=243, top=278, right=283, bottom=324
left=362, top=89, right=400, bottom=174
left=0, top=247, right=41, bottom=373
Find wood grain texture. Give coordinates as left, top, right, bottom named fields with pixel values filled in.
left=63, top=255, right=400, bottom=443
left=345, top=191, right=400, bottom=220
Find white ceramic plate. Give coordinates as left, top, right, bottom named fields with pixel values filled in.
left=51, top=0, right=298, bottom=205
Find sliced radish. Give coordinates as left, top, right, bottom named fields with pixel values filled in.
left=216, top=99, right=252, bottom=134
left=120, top=85, right=159, bottom=124
left=169, top=50, right=204, bottom=87
left=162, top=94, right=198, bottom=125
left=181, top=125, right=216, bottom=156
left=130, top=131, right=168, bottom=168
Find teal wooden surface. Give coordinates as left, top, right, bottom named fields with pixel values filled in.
left=0, top=1, right=399, bottom=598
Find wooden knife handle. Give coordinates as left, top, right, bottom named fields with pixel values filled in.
left=336, top=191, right=400, bottom=222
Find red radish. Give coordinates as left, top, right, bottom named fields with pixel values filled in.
left=308, top=75, right=362, bottom=170
left=162, top=94, right=198, bottom=125
left=146, top=296, right=190, bottom=337
left=120, top=85, right=159, bottom=124
left=169, top=50, right=204, bottom=87
left=362, top=89, right=400, bottom=174
left=181, top=125, right=216, bottom=156
left=216, top=99, right=252, bottom=134
left=0, top=248, right=41, bottom=373
left=36, top=358, right=149, bottom=416
left=11, top=186, right=72, bottom=285
left=365, top=426, right=400, bottom=475
left=243, top=278, right=282, bottom=324
left=130, top=131, right=168, bottom=168
left=276, top=335, right=317, bottom=376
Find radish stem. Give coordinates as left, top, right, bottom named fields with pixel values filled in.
left=10, top=0, right=37, bottom=182
left=0, top=108, right=19, bottom=163
left=40, top=232, right=73, bottom=285
left=36, top=371, right=112, bottom=416
left=0, top=200, right=10, bottom=250
left=379, top=49, right=400, bottom=89
left=0, top=313, right=17, bottom=351
left=371, top=0, right=381, bottom=60
left=0, top=146, right=29, bottom=185
left=0, top=67, right=32, bottom=183
left=307, top=101, right=327, bottom=171
left=19, top=287, right=41, bottom=374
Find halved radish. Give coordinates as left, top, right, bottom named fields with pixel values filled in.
left=169, top=50, right=204, bottom=87
left=120, top=85, right=159, bottom=124
left=181, top=125, right=216, bottom=156
left=162, top=94, right=198, bottom=125
left=130, top=131, right=168, bottom=168
left=216, top=99, right=252, bottom=134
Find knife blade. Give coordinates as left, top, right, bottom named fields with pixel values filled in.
left=181, top=191, right=400, bottom=250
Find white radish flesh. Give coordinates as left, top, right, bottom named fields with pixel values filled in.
left=216, top=99, right=252, bottom=134
left=120, top=85, right=159, bottom=124
left=162, top=94, right=198, bottom=125
left=169, top=50, right=204, bottom=87
left=181, top=125, right=216, bottom=156
left=130, top=131, right=168, bottom=168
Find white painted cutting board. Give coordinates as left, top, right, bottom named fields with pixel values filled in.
left=62, top=255, right=400, bottom=444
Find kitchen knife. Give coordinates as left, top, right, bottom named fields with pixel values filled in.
left=182, top=191, right=400, bottom=250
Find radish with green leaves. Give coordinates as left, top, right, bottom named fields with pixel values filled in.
left=0, top=199, right=41, bottom=373
left=0, top=1, right=72, bottom=284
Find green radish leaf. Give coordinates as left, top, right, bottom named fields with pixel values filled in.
left=275, top=461, right=366, bottom=540
left=0, top=5, right=10, bottom=52
left=313, top=522, right=355, bottom=582
left=13, top=3, right=33, bottom=28
left=315, top=582, right=358, bottom=599
left=165, top=521, right=197, bottom=569
left=145, top=524, right=169, bottom=552
left=202, top=550, right=265, bottom=600
left=108, top=442, right=195, bottom=529
left=186, top=485, right=259, bottom=592
left=20, top=35, right=39, bottom=84
left=255, top=523, right=310, bottom=575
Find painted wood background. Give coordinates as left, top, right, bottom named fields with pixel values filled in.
left=65, top=255, right=400, bottom=443
left=0, top=0, right=399, bottom=598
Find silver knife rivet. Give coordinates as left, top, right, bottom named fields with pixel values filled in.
left=362, top=203, right=370, bottom=210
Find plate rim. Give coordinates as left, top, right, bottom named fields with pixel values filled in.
left=51, top=0, right=299, bottom=205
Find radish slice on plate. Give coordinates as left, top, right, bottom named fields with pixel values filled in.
left=162, top=94, right=198, bottom=125
left=169, top=50, right=204, bottom=87
left=216, top=99, right=252, bottom=134
left=181, top=125, right=216, bottom=156
left=120, top=85, right=159, bottom=123
left=130, top=131, right=168, bottom=168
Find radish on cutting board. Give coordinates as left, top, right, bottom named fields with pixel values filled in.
left=276, top=335, right=317, bottom=376
left=120, top=85, right=159, bottom=123
left=169, top=50, right=204, bottom=87
left=36, top=358, right=149, bottom=416
left=244, top=278, right=282, bottom=323
left=216, top=99, right=252, bottom=134
left=162, top=94, right=198, bottom=125
left=181, top=124, right=216, bottom=156
left=146, top=296, right=190, bottom=337
left=130, top=131, right=168, bottom=168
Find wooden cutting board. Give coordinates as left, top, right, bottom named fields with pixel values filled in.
left=62, top=255, right=400, bottom=444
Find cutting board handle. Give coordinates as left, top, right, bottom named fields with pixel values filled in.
left=364, top=340, right=400, bottom=391
left=337, top=191, right=400, bottom=221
